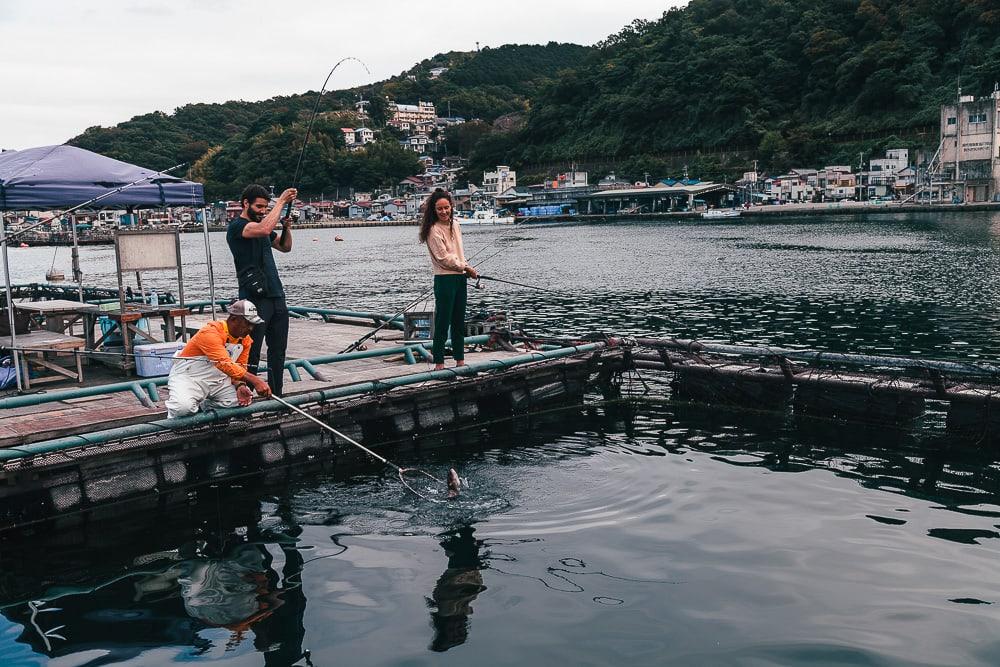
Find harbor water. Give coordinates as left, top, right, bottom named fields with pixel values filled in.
left=3, top=212, right=1000, bottom=666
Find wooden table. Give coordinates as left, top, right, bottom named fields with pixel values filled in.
left=0, top=330, right=86, bottom=389
left=14, top=300, right=100, bottom=339
left=91, top=305, right=190, bottom=374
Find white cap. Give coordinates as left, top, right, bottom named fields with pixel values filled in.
left=227, top=299, right=264, bottom=324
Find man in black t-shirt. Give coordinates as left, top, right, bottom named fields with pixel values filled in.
left=226, top=184, right=297, bottom=396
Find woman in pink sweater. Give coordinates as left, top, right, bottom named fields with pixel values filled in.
left=419, top=189, right=479, bottom=370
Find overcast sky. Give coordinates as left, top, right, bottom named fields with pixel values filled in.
left=1, top=1, right=681, bottom=151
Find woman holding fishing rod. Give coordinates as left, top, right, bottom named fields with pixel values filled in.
left=419, top=189, right=478, bottom=371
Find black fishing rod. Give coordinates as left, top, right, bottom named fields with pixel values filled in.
left=284, top=57, right=372, bottom=218
left=476, top=274, right=565, bottom=294
left=3, top=163, right=187, bottom=243
left=340, top=287, right=431, bottom=354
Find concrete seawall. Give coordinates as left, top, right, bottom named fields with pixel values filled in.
left=518, top=201, right=1000, bottom=224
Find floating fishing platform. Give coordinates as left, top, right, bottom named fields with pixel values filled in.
left=7, top=282, right=1000, bottom=532
left=0, top=300, right=613, bottom=532
left=616, top=338, right=1000, bottom=439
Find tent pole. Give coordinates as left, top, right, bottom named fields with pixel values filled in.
left=201, top=206, right=217, bottom=320
left=70, top=214, right=83, bottom=302
left=0, top=212, right=24, bottom=392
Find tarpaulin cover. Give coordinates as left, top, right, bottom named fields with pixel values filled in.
left=0, top=145, right=204, bottom=210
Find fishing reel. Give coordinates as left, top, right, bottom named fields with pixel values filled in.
left=473, top=278, right=485, bottom=290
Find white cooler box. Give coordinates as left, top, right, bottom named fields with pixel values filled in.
left=134, top=341, right=186, bottom=377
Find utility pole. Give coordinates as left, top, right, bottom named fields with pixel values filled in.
left=955, top=78, right=963, bottom=202
left=858, top=152, right=865, bottom=200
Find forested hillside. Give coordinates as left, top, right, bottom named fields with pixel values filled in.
left=503, top=0, right=1000, bottom=167
left=67, top=1, right=1000, bottom=191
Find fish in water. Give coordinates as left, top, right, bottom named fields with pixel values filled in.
left=447, top=468, right=461, bottom=499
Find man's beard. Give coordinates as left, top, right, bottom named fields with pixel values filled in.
left=246, top=208, right=264, bottom=222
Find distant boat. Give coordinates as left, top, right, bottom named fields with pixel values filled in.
left=701, top=209, right=741, bottom=219
left=460, top=210, right=515, bottom=225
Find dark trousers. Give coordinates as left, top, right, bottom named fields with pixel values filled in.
left=247, top=296, right=289, bottom=396
left=432, top=274, right=467, bottom=364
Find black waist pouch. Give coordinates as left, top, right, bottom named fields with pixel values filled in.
left=237, top=265, right=267, bottom=297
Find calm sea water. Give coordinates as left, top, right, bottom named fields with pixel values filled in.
left=4, top=213, right=1000, bottom=666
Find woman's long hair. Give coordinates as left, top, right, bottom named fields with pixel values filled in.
left=419, top=188, right=453, bottom=243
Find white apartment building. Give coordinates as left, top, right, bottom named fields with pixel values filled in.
left=354, top=128, right=374, bottom=145
left=483, top=166, right=517, bottom=196
left=870, top=149, right=909, bottom=175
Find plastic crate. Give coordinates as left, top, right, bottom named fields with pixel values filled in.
left=404, top=311, right=434, bottom=341
left=134, top=341, right=185, bottom=377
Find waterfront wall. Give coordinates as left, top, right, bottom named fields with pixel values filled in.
left=517, top=201, right=1000, bottom=224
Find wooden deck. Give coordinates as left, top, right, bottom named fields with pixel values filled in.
left=0, top=314, right=534, bottom=448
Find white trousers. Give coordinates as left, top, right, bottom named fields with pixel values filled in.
left=166, top=354, right=241, bottom=419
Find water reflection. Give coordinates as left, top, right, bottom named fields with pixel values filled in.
left=427, top=524, right=486, bottom=652
left=0, top=489, right=312, bottom=666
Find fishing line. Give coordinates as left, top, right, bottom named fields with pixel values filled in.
left=476, top=275, right=565, bottom=295
left=270, top=394, right=452, bottom=503
left=284, top=57, right=372, bottom=218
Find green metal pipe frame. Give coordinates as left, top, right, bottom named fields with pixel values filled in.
left=168, top=300, right=406, bottom=330
left=0, top=342, right=604, bottom=461
left=637, top=338, right=1000, bottom=378
left=0, top=334, right=489, bottom=409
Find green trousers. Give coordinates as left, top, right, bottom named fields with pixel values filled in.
left=432, top=274, right=467, bottom=364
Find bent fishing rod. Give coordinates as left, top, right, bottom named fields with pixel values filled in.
left=2, top=163, right=187, bottom=244
left=284, top=57, right=372, bottom=219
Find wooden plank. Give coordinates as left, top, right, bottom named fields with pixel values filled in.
left=0, top=331, right=86, bottom=350
left=14, top=300, right=100, bottom=314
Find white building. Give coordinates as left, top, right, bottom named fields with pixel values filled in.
left=766, top=173, right=815, bottom=202
left=429, top=67, right=449, bottom=79
left=341, top=128, right=356, bottom=146
left=401, top=134, right=433, bottom=154
left=354, top=127, right=374, bottom=145
left=549, top=170, right=588, bottom=188
left=483, top=165, right=516, bottom=196
left=869, top=149, right=909, bottom=176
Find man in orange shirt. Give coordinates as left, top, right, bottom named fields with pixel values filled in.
left=166, top=300, right=272, bottom=418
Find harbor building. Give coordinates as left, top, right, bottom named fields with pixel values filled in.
left=939, top=86, right=1000, bottom=202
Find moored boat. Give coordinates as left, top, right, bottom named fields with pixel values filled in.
left=701, top=209, right=741, bottom=219
left=460, top=209, right=515, bottom=225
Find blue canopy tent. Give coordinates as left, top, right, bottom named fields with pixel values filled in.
left=0, top=145, right=210, bottom=392
left=0, top=145, right=204, bottom=209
